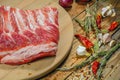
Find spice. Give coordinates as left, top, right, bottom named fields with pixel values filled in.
left=74, top=1, right=100, bottom=36
left=58, top=43, right=120, bottom=80
left=108, top=21, right=118, bottom=31
left=96, top=14, right=102, bottom=29
left=111, top=65, right=114, bottom=69
left=92, top=61, right=100, bottom=75
left=75, top=34, right=94, bottom=49
left=97, top=43, right=120, bottom=80
left=57, top=51, right=107, bottom=71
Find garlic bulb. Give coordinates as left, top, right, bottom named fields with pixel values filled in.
left=101, top=4, right=116, bottom=17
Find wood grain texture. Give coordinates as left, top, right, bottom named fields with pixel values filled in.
left=43, top=0, right=120, bottom=80
left=0, top=0, right=119, bottom=80
left=0, top=0, right=74, bottom=80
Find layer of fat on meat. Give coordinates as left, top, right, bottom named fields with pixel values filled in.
left=0, top=6, right=59, bottom=64
left=6, top=6, right=14, bottom=33
left=48, top=7, right=58, bottom=27
left=48, top=8, right=55, bottom=24
left=26, top=11, right=38, bottom=31
left=37, top=10, right=45, bottom=26
left=1, top=42, right=57, bottom=63
left=13, top=11, right=23, bottom=34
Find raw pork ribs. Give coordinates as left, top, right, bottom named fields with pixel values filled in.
left=0, top=6, right=59, bottom=65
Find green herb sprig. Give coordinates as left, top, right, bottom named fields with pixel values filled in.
left=57, top=43, right=120, bottom=80
left=57, top=51, right=106, bottom=71
left=97, top=43, right=120, bottom=80
left=74, top=1, right=100, bottom=37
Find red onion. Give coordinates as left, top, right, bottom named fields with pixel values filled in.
left=59, top=0, right=73, bottom=8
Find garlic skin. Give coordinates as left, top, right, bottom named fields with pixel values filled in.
left=97, top=33, right=103, bottom=40
left=97, top=33, right=111, bottom=45
left=97, top=33, right=103, bottom=46
left=101, top=4, right=116, bottom=17
left=76, top=46, right=86, bottom=56
left=111, top=9, right=116, bottom=17
left=102, top=33, right=111, bottom=44
left=101, top=6, right=109, bottom=17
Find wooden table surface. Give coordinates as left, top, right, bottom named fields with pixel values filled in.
left=41, top=0, right=120, bottom=80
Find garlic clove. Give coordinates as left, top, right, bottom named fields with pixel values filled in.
left=101, top=5, right=111, bottom=17
left=97, top=33, right=103, bottom=40
left=107, top=9, right=113, bottom=16
left=109, top=40, right=116, bottom=47
left=76, top=45, right=86, bottom=56
left=101, top=4, right=116, bottom=17
left=98, top=40, right=102, bottom=47
left=101, top=7, right=108, bottom=17
left=97, top=33, right=103, bottom=46
left=106, top=4, right=112, bottom=9
left=111, top=9, right=116, bottom=17
left=102, top=33, right=111, bottom=44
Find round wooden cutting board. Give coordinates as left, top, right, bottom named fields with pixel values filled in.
left=0, top=0, right=73, bottom=80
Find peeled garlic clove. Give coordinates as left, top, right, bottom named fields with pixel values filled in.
left=109, top=40, right=116, bottom=47
left=76, top=45, right=86, bottom=56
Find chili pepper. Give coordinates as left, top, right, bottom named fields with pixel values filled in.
left=96, top=14, right=102, bottom=29
left=108, top=21, right=118, bottom=31
left=92, top=61, right=100, bottom=75
left=75, top=34, right=94, bottom=49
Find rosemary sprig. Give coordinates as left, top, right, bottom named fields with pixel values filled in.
left=84, top=4, right=92, bottom=36
left=74, top=1, right=100, bottom=37
left=84, top=17, right=90, bottom=35
left=93, top=40, right=100, bottom=53
left=91, top=0, right=100, bottom=35
left=91, top=16, right=100, bottom=36
left=74, top=18, right=84, bottom=27
left=57, top=51, right=106, bottom=71
left=97, top=43, right=120, bottom=80
left=57, top=43, right=120, bottom=74
left=91, top=0, right=98, bottom=15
